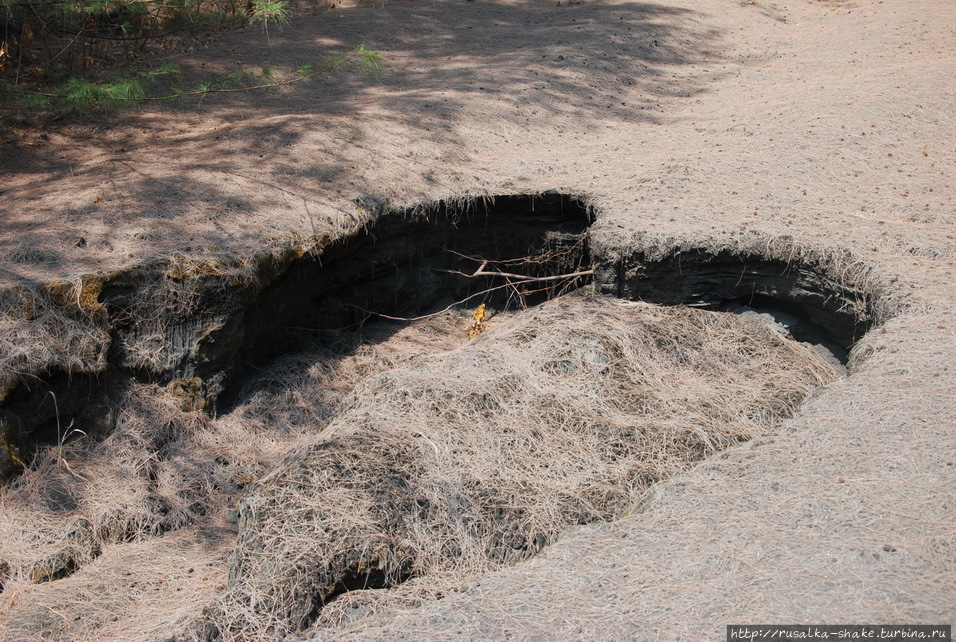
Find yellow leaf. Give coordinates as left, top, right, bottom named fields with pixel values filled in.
left=467, top=304, right=489, bottom=339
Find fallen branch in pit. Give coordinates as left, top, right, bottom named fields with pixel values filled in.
left=349, top=265, right=595, bottom=322
left=442, top=261, right=594, bottom=283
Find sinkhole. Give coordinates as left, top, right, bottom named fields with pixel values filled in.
left=1, top=192, right=875, bottom=463
left=227, top=192, right=870, bottom=407
left=0, top=193, right=885, bottom=637
left=198, top=194, right=880, bottom=634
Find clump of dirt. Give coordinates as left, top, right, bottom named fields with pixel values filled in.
left=211, top=292, right=840, bottom=638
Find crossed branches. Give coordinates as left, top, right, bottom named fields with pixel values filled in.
left=352, top=247, right=594, bottom=323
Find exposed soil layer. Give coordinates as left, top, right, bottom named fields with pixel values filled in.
left=228, top=194, right=593, bottom=406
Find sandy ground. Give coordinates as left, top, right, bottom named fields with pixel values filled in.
left=1, top=0, right=955, bottom=638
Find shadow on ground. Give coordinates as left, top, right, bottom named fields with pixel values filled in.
left=0, top=0, right=724, bottom=287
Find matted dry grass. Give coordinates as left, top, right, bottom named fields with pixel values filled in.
left=0, top=299, right=469, bottom=640
left=211, top=292, right=840, bottom=638
left=0, top=290, right=841, bottom=640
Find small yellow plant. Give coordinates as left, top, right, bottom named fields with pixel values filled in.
left=467, top=304, right=489, bottom=339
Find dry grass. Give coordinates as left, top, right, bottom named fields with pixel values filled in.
left=0, top=289, right=841, bottom=640
left=212, top=292, right=840, bottom=638
left=0, top=282, right=110, bottom=402
left=0, top=529, right=231, bottom=641
left=0, top=203, right=377, bottom=403
left=308, top=308, right=956, bottom=641
left=0, top=301, right=470, bottom=640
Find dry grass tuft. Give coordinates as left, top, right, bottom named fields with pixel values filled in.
left=0, top=529, right=231, bottom=641
left=0, top=282, right=110, bottom=401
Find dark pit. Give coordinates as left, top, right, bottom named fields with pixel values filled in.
left=1, top=193, right=876, bottom=477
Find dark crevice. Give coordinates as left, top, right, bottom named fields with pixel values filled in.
left=220, top=194, right=594, bottom=410
left=0, top=192, right=887, bottom=634
left=604, top=248, right=872, bottom=350
left=303, top=566, right=413, bottom=630
left=0, top=368, right=118, bottom=471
